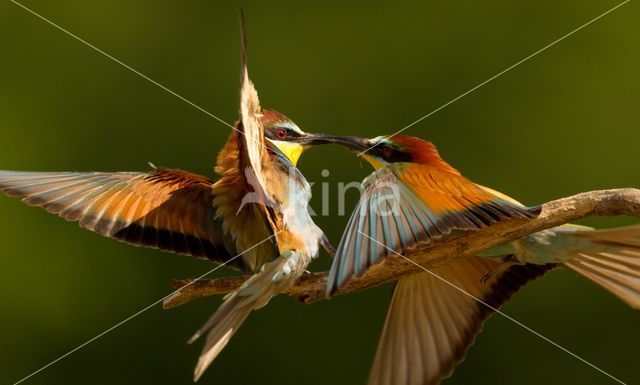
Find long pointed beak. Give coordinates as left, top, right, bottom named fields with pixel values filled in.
left=296, top=133, right=371, bottom=152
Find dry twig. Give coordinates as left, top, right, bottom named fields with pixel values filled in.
left=163, top=188, right=640, bottom=309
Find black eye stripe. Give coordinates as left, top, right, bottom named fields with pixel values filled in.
left=285, top=129, right=301, bottom=137
left=272, top=126, right=302, bottom=138
left=377, top=144, right=412, bottom=163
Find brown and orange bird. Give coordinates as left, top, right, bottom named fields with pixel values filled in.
left=0, top=16, right=335, bottom=381
left=305, top=133, right=640, bottom=385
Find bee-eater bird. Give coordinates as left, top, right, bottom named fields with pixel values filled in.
left=307, top=134, right=640, bottom=385
left=0, top=17, right=335, bottom=381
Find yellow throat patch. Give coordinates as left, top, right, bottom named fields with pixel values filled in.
left=271, top=140, right=304, bottom=166
left=362, top=154, right=386, bottom=170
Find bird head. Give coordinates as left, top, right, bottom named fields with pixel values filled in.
left=258, top=113, right=457, bottom=173
left=260, top=109, right=314, bottom=166
left=294, top=133, right=458, bottom=172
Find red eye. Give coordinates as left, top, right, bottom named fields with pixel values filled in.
left=275, top=129, right=287, bottom=139
left=382, top=146, right=393, bottom=158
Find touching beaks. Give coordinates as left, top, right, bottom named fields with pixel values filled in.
left=292, top=133, right=372, bottom=153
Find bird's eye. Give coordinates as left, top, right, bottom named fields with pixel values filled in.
left=382, top=146, right=393, bottom=158
left=275, top=129, right=287, bottom=139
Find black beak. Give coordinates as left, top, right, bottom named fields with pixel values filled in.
left=295, top=133, right=371, bottom=152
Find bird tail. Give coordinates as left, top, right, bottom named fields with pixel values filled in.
left=188, top=255, right=297, bottom=381
left=554, top=224, right=640, bottom=308
left=188, top=292, right=253, bottom=382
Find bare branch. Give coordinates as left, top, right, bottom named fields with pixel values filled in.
left=163, top=188, right=640, bottom=309
left=164, top=272, right=327, bottom=309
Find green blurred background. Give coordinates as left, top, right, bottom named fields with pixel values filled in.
left=1, top=1, right=639, bottom=384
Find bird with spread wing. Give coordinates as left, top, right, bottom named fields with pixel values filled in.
left=304, top=133, right=640, bottom=385
left=0, top=16, right=337, bottom=381
left=2, top=13, right=638, bottom=385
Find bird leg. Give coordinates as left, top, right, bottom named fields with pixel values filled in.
left=320, top=234, right=336, bottom=258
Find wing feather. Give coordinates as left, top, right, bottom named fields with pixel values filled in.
left=327, top=165, right=539, bottom=295
left=0, top=168, right=242, bottom=269
left=368, top=257, right=554, bottom=385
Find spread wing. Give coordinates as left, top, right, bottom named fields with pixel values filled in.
left=368, top=256, right=554, bottom=385
left=0, top=168, right=242, bottom=269
left=327, top=164, right=539, bottom=294
left=237, top=15, right=271, bottom=211
left=207, top=15, right=281, bottom=273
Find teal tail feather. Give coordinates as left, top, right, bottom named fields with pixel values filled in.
left=559, top=225, right=640, bottom=308
left=482, top=224, right=640, bottom=308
